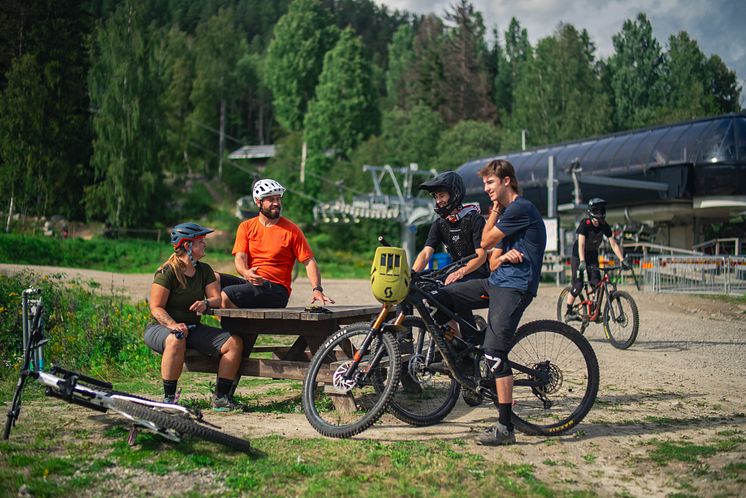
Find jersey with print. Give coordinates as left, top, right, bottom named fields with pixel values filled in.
left=425, top=211, right=489, bottom=277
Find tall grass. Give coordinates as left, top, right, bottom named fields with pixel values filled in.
left=0, top=272, right=157, bottom=379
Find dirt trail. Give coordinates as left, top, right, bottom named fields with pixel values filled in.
left=2, top=264, right=745, bottom=497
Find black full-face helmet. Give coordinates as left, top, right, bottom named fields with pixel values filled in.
left=419, top=171, right=465, bottom=218
left=587, top=198, right=607, bottom=221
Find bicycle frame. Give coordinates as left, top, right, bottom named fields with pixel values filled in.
left=580, top=264, right=638, bottom=321
left=334, top=255, right=551, bottom=402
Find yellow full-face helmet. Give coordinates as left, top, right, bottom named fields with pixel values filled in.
left=370, top=246, right=411, bottom=305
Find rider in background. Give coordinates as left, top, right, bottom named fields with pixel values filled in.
left=411, top=171, right=488, bottom=334
left=144, top=223, right=243, bottom=411
left=564, top=198, right=627, bottom=322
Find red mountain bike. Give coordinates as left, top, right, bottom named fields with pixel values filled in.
left=556, top=265, right=640, bottom=350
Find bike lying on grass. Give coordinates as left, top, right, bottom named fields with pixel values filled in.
left=556, top=264, right=640, bottom=349
left=301, top=239, right=600, bottom=439
left=4, top=288, right=251, bottom=452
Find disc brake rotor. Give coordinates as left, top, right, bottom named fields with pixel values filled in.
left=332, top=361, right=363, bottom=393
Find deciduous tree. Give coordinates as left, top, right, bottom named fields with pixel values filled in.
left=265, top=0, right=338, bottom=132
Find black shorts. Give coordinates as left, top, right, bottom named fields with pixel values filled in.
left=430, top=277, right=490, bottom=331
left=484, top=287, right=534, bottom=353
left=220, top=274, right=289, bottom=308
left=144, top=323, right=232, bottom=356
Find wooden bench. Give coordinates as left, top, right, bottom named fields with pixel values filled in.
left=184, top=306, right=384, bottom=393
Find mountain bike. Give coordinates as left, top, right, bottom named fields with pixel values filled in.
left=4, top=288, right=251, bottom=452
left=302, top=239, right=599, bottom=438
left=556, top=265, right=640, bottom=349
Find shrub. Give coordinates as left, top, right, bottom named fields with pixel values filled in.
left=0, top=272, right=157, bottom=379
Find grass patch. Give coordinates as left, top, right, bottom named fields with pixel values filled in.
left=0, top=233, right=371, bottom=278
left=1, top=422, right=597, bottom=498
left=647, top=439, right=719, bottom=464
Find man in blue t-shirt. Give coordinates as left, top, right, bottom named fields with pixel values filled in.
left=476, top=159, right=546, bottom=446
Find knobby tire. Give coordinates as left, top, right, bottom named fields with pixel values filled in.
left=111, top=399, right=251, bottom=452
left=509, top=320, right=599, bottom=436
left=603, top=290, right=639, bottom=350
left=302, top=322, right=400, bottom=438
left=387, top=316, right=461, bottom=426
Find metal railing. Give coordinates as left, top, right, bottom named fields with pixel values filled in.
left=692, top=238, right=743, bottom=256
left=641, top=256, right=746, bottom=295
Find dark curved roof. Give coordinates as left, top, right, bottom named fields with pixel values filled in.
left=459, top=113, right=746, bottom=188
left=457, top=113, right=746, bottom=210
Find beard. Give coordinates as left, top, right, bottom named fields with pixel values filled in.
left=259, top=204, right=281, bottom=219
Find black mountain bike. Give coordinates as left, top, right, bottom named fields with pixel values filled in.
left=302, top=239, right=599, bottom=438
left=556, top=265, right=640, bottom=349
left=4, top=289, right=251, bottom=452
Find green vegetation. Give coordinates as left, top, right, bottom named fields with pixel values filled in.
left=1, top=0, right=740, bottom=249
left=0, top=428, right=594, bottom=498
left=0, top=272, right=156, bottom=379
left=0, top=233, right=370, bottom=278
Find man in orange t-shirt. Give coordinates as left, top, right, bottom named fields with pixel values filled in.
left=219, top=179, right=335, bottom=309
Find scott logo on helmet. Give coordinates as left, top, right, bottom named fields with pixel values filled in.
left=384, top=287, right=393, bottom=299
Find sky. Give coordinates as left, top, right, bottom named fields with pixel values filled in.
left=378, top=0, right=746, bottom=107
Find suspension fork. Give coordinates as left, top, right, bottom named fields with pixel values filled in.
left=341, top=304, right=391, bottom=379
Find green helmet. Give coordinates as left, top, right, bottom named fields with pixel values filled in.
left=370, top=246, right=410, bottom=305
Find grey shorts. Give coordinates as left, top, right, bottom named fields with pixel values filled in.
left=144, top=323, right=233, bottom=356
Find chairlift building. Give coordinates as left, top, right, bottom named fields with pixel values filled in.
left=457, top=113, right=746, bottom=252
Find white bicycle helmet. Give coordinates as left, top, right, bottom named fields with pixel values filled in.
left=253, top=179, right=286, bottom=200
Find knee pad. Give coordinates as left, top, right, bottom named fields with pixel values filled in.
left=570, top=284, right=583, bottom=297
left=484, top=349, right=512, bottom=379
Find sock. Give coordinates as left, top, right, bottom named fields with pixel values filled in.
left=163, top=379, right=178, bottom=397
left=216, top=377, right=234, bottom=398
left=498, top=403, right=513, bottom=431
left=566, top=304, right=573, bottom=313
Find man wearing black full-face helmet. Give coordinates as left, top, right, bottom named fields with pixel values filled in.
left=412, top=171, right=488, bottom=283
left=564, top=198, right=627, bottom=321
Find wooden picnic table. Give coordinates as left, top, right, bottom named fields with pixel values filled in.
left=183, top=306, right=385, bottom=384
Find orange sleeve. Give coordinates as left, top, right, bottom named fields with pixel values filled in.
left=293, top=225, right=314, bottom=263
left=232, top=221, right=249, bottom=255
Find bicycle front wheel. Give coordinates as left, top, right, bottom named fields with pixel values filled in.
left=301, top=322, right=400, bottom=438
left=509, top=320, right=599, bottom=436
left=111, top=399, right=251, bottom=452
left=603, top=290, right=639, bottom=349
left=387, top=316, right=460, bottom=426
left=556, top=286, right=573, bottom=321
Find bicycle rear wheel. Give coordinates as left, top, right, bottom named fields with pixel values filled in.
left=387, top=317, right=460, bottom=426
left=603, top=290, right=639, bottom=349
left=301, top=322, right=400, bottom=438
left=509, top=320, right=599, bottom=436
left=111, top=399, right=251, bottom=452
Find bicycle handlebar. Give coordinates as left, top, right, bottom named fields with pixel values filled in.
left=376, top=234, right=477, bottom=287
left=583, top=264, right=640, bottom=290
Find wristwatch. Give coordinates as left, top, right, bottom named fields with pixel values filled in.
left=312, top=286, right=323, bottom=293
left=202, top=299, right=210, bottom=309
